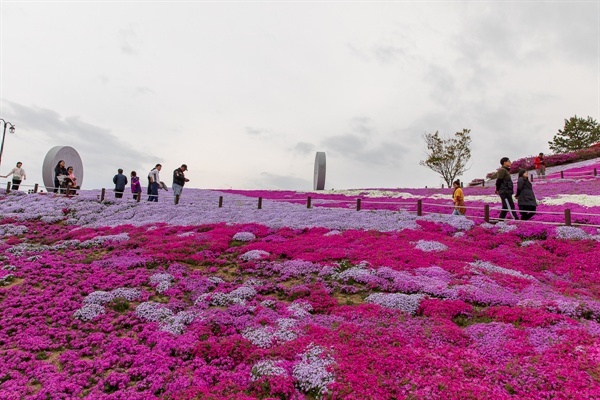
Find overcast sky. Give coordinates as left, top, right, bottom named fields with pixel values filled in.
left=1, top=1, right=598, bottom=191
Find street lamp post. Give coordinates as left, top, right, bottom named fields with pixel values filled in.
left=0, top=119, right=16, bottom=171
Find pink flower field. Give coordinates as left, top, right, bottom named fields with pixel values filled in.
left=2, top=172, right=600, bottom=399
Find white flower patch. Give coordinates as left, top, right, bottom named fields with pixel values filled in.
left=73, top=304, right=106, bottom=321
left=250, top=359, right=288, bottom=381
left=287, top=301, right=313, bottom=318
left=470, top=260, right=537, bottom=282
left=555, top=226, right=589, bottom=240
left=413, top=240, right=448, bottom=252
left=240, top=250, right=270, bottom=261
left=293, top=343, right=335, bottom=396
left=196, top=285, right=257, bottom=307
left=540, top=194, right=600, bottom=207
left=233, top=231, right=256, bottom=241
left=159, top=310, right=198, bottom=335
left=0, top=224, right=28, bottom=237
left=149, top=273, right=175, bottom=293
left=364, top=293, right=424, bottom=315
left=521, top=240, right=537, bottom=247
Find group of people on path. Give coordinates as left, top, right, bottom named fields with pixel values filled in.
left=495, top=157, right=537, bottom=221
left=452, top=156, right=539, bottom=221
left=112, top=164, right=189, bottom=204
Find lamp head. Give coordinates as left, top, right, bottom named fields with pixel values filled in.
left=9, top=126, right=15, bottom=134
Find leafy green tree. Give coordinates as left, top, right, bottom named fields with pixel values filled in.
left=549, top=115, right=600, bottom=153
left=420, top=129, right=472, bottom=187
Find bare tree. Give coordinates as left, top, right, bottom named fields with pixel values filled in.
left=419, top=129, right=472, bottom=187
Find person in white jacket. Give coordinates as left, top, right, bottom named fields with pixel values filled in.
left=3, top=162, right=26, bottom=190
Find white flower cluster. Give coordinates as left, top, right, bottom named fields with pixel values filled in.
left=0, top=224, right=28, bottom=237
left=250, top=359, right=287, bottom=381
left=470, top=260, right=537, bottom=282
left=233, top=231, right=256, bottom=241
left=208, top=276, right=225, bottom=285
left=149, top=272, right=175, bottom=293
left=364, top=293, right=425, bottom=315
left=159, top=310, right=198, bottom=335
left=242, top=317, right=300, bottom=348
left=73, top=303, right=106, bottom=321
left=287, top=301, right=313, bottom=318
left=292, top=343, right=335, bottom=396
left=413, top=240, right=448, bottom=252
left=135, top=301, right=174, bottom=322
left=260, top=299, right=276, bottom=308
left=0, top=274, right=14, bottom=286
left=177, top=231, right=195, bottom=237
left=195, top=285, right=257, bottom=307
left=331, top=266, right=374, bottom=283
left=555, top=226, right=590, bottom=240
left=244, top=278, right=263, bottom=287
left=520, top=240, right=537, bottom=247
left=239, top=250, right=270, bottom=261
left=79, top=233, right=130, bottom=248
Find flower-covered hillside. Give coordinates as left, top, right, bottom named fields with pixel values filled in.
left=2, top=203, right=600, bottom=398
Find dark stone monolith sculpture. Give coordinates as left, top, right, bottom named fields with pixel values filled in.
left=313, top=152, right=326, bottom=190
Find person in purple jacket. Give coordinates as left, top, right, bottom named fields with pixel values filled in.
left=130, top=171, right=142, bottom=200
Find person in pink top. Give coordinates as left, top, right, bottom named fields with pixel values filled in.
left=64, top=166, right=78, bottom=194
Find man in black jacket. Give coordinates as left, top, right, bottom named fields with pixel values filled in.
left=495, top=157, right=519, bottom=220
left=172, top=164, right=189, bottom=203
left=113, top=169, right=128, bottom=199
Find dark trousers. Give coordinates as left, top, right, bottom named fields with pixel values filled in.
left=499, top=194, right=519, bottom=220
left=12, top=179, right=21, bottom=191
left=519, top=205, right=536, bottom=221
left=115, top=189, right=124, bottom=199
left=147, top=182, right=159, bottom=202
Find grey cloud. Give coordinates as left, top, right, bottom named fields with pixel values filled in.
left=254, top=172, right=311, bottom=190
left=453, top=3, right=598, bottom=70
left=293, top=142, right=316, bottom=155
left=119, top=28, right=137, bottom=55
left=423, top=64, right=458, bottom=107
left=245, top=126, right=266, bottom=135
left=322, top=134, right=368, bottom=156
left=350, top=117, right=375, bottom=136
left=347, top=44, right=371, bottom=62
left=133, top=86, right=155, bottom=97
left=372, top=45, right=406, bottom=64
left=4, top=101, right=157, bottom=188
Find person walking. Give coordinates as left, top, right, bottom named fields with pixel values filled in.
left=3, top=162, right=26, bottom=190
left=534, top=152, right=546, bottom=179
left=172, top=164, right=189, bottom=203
left=495, top=157, right=519, bottom=220
left=130, top=171, right=142, bottom=200
left=147, top=164, right=162, bottom=202
left=113, top=169, right=128, bottom=199
left=54, top=160, right=68, bottom=194
left=451, top=180, right=466, bottom=216
left=515, top=169, right=537, bottom=221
